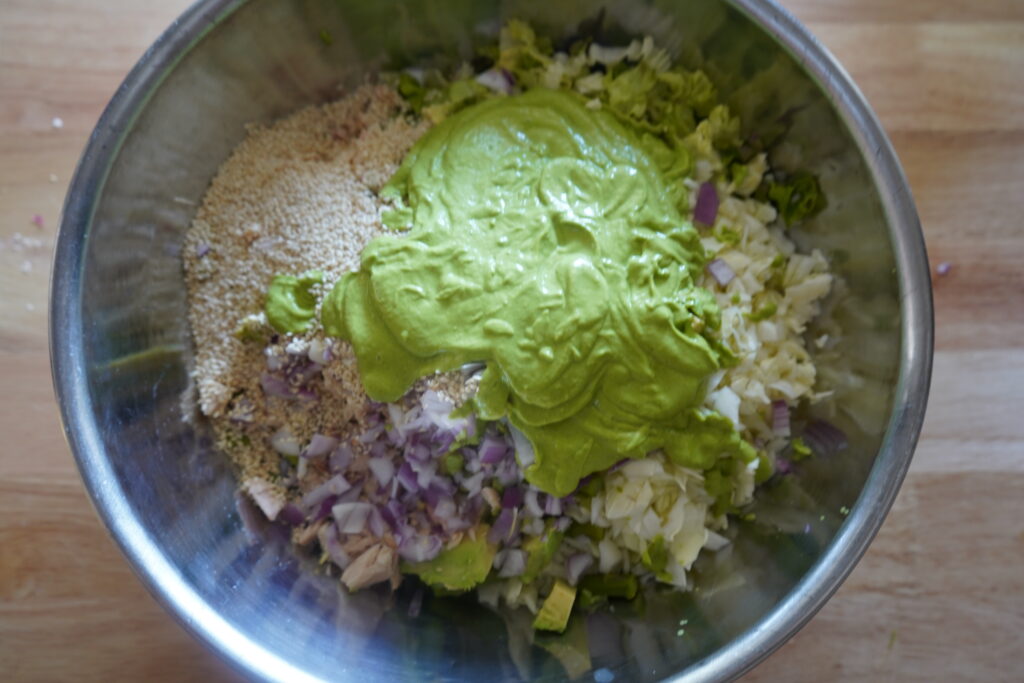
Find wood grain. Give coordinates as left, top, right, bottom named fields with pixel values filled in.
left=1, top=1, right=1022, bottom=681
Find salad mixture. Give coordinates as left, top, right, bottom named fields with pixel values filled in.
left=184, top=21, right=835, bottom=636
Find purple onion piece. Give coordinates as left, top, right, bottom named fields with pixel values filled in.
left=488, top=508, right=517, bottom=545
left=706, top=258, right=736, bottom=287
left=694, top=181, right=719, bottom=226
left=398, top=533, right=443, bottom=563
left=359, top=423, right=385, bottom=444
left=432, top=496, right=456, bottom=522
left=461, top=471, right=485, bottom=496
left=523, top=488, right=543, bottom=518
left=333, top=502, right=373, bottom=534
left=479, top=435, right=508, bottom=464
left=303, top=433, right=339, bottom=459
left=367, top=507, right=387, bottom=538
left=415, top=462, right=437, bottom=490
left=430, top=477, right=456, bottom=497
left=553, top=517, right=572, bottom=533
left=368, top=457, right=395, bottom=487
left=771, top=400, right=791, bottom=437
left=329, top=445, right=353, bottom=472
left=397, top=462, right=419, bottom=493
left=300, top=474, right=351, bottom=513
left=498, top=549, right=527, bottom=578
left=509, top=426, right=534, bottom=467
left=278, top=503, right=305, bottom=527
left=566, top=552, right=594, bottom=585
left=501, top=485, right=524, bottom=509
left=543, top=494, right=562, bottom=517
left=318, top=524, right=351, bottom=570
left=259, top=372, right=292, bottom=399
left=314, top=495, right=340, bottom=522
left=432, top=430, right=458, bottom=456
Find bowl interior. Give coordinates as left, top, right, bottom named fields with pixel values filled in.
left=54, top=0, right=924, bottom=680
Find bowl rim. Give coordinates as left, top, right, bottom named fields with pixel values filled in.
left=49, top=1, right=933, bottom=681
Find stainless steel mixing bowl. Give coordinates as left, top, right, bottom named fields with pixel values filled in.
left=50, top=0, right=932, bottom=680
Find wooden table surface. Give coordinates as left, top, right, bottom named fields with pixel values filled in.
left=1, top=1, right=1022, bottom=680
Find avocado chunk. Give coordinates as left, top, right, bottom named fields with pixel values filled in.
left=521, top=524, right=564, bottom=584
left=401, top=524, right=495, bottom=591
left=533, top=579, right=577, bottom=633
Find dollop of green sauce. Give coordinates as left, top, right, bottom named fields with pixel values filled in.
left=266, top=270, right=323, bottom=333
left=322, top=89, right=754, bottom=496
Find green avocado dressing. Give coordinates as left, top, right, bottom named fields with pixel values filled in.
left=266, top=270, right=323, bottom=334
left=321, top=89, right=754, bottom=496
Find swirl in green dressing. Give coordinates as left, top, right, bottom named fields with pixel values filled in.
left=320, top=89, right=754, bottom=496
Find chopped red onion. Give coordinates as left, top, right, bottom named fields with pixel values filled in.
left=478, top=435, right=507, bottom=464
left=429, top=477, right=457, bottom=497
left=314, top=495, right=340, bottom=522
left=706, top=258, right=736, bottom=287
left=318, top=524, right=351, bottom=570
left=433, top=496, right=457, bottom=522
left=461, top=471, right=485, bottom=496
left=397, top=462, right=419, bottom=493
left=498, top=549, right=527, bottom=578
left=509, top=425, right=535, bottom=467
left=299, top=473, right=352, bottom=516
left=554, top=517, right=572, bottom=533
left=367, top=507, right=387, bottom=538
left=358, top=423, right=386, bottom=444
left=406, top=442, right=431, bottom=463
left=333, top=502, right=373, bottom=534
left=488, top=508, right=517, bottom=545
left=195, top=242, right=210, bottom=258
left=415, top=462, right=437, bottom=490
left=278, top=503, right=305, bottom=527
left=501, top=485, right=524, bottom=509
left=694, top=181, right=719, bottom=226
left=287, top=360, right=323, bottom=384
left=524, top=488, right=544, bottom=518
left=543, top=494, right=562, bottom=517
left=936, top=261, right=952, bottom=277
left=494, top=458, right=521, bottom=486
left=245, top=478, right=285, bottom=520
left=329, top=444, right=353, bottom=472
left=303, top=433, right=339, bottom=459
left=369, top=440, right=389, bottom=459
left=432, top=430, right=457, bottom=455
left=368, top=457, right=395, bottom=487
left=566, top=552, right=594, bottom=585
left=771, top=400, right=791, bottom=437
left=775, top=457, right=793, bottom=476
left=260, top=373, right=292, bottom=399
left=398, top=533, right=443, bottom=563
